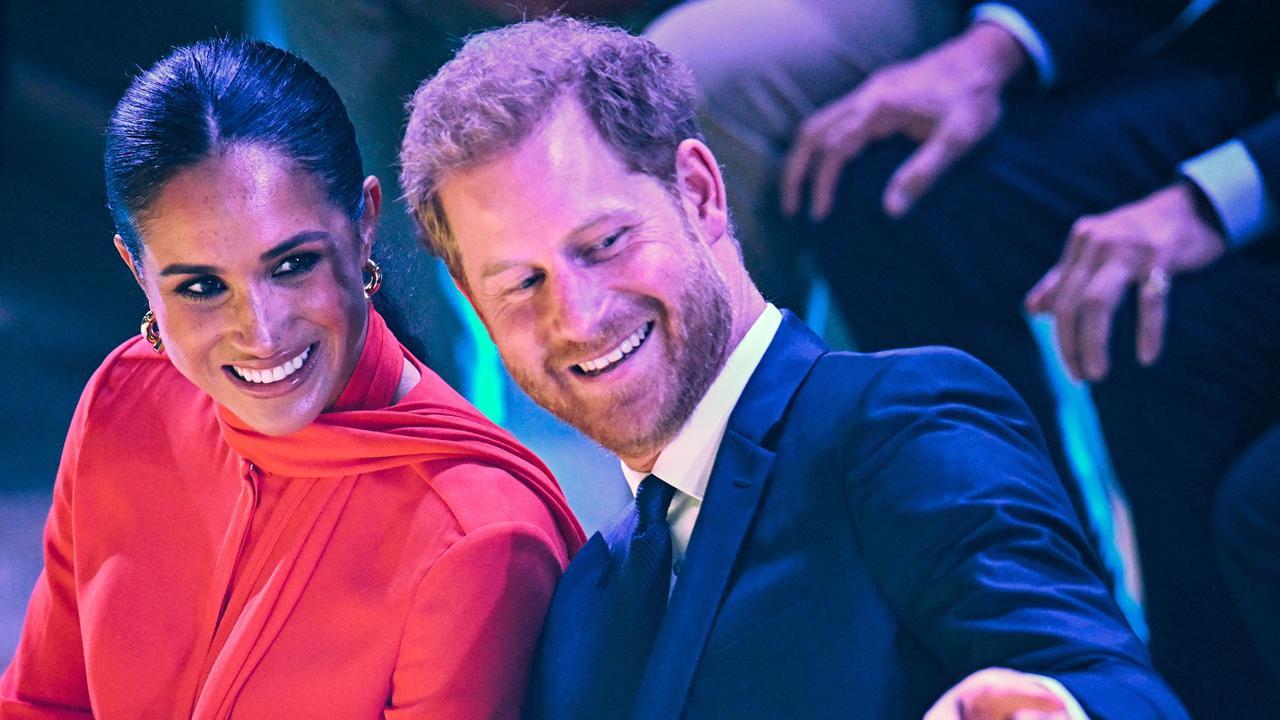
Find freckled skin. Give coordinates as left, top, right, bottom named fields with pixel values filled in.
left=441, top=102, right=738, bottom=467
left=118, top=145, right=380, bottom=436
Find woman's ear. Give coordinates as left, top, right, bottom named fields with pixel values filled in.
left=359, top=175, right=383, bottom=261
left=673, top=138, right=729, bottom=245
left=114, top=235, right=144, bottom=287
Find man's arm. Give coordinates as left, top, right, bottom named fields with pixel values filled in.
left=998, top=0, right=1207, bottom=86
left=780, top=0, right=1206, bottom=221
left=1024, top=112, right=1278, bottom=381
left=841, top=350, right=1188, bottom=718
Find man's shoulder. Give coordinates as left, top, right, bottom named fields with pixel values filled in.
left=775, top=344, right=1034, bottom=458
left=798, top=344, right=1006, bottom=406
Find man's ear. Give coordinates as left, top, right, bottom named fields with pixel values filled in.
left=114, top=235, right=144, bottom=287
left=674, top=138, right=729, bottom=245
left=359, top=175, right=383, bottom=262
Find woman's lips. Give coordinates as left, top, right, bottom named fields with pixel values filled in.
left=223, top=343, right=318, bottom=397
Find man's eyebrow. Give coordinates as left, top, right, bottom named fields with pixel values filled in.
left=158, top=231, right=331, bottom=276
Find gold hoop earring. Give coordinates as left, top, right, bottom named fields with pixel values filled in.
left=363, top=259, right=383, bottom=298
left=141, top=309, right=164, bottom=353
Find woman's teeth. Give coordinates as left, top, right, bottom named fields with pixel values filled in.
left=231, top=346, right=310, bottom=384
left=577, top=323, right=650, bottom=375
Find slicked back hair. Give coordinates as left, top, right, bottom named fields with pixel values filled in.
left=105, top=37, right=364, bottom=266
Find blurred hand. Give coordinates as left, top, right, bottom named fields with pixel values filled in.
left=781, top=22, right=1026, bottom=222
left=923, top=668, right=1071, bottom=720
left=1025, top=182, right=1226, bottom=381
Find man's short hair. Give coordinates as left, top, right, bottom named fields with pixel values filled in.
left=399, top=16, right=703, bottom=284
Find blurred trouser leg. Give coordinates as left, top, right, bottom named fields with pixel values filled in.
left=1215, top=423, right=1280, bottom=687
left=646, top=0, right=961, bottom=311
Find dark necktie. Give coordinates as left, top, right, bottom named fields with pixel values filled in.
left=595, top=474, right=677, bottom=717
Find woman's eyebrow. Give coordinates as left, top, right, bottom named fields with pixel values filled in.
left=258, top=231, right=331, bottom=262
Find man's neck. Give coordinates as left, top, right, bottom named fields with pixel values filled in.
left=618, top=294, right=768, bottom=475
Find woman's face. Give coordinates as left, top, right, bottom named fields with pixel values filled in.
left=119, top=144, right=380, bottom=436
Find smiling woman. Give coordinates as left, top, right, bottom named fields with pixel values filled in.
left=0, top=37, right=583, bottom=718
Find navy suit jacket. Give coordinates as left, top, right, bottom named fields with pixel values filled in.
left=528, top=313, right=1187, bottom=719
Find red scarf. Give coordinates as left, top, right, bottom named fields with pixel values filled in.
left=216, top=305, right=586, bottom=554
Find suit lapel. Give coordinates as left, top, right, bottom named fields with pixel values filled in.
left=633, top=312, right=827, bottom=718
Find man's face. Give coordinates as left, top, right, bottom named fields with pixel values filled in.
left=440, top=101, right=732, bottom=465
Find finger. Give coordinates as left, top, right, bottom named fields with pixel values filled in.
left=921, top=694, right=962, bottom=720
left=1011, top=712, right=1071, bottom=720
left=805, top=105, right=885, bottom=221
left=1049, top=239, right=1105, bottom=381
left=1025, top=265, right=1064, bottom=314
left=1136, top=272, right=1169, bottom=366
left=781, top=89, right=877, bottom=217
left=1057, top=217, right=1096, bottom=283
left=780, top=130, right=818, bottom=218
left=882, top=120, right=973, bottom=217
left=967, top=689, right=1066, bottom=719
left=1075, top=261, right=1131, bottom=381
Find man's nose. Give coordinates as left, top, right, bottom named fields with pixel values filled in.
left=546, top=267, right=605, bottom=343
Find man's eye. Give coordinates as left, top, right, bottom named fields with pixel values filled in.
left=273, top=253, right=320, bottom=276
left=176, top=277, right=226, bottom=300
left=514, top=271, right=545, bottom=292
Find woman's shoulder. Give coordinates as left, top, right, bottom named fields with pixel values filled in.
left=415, top=459, right=565, bottom=539
left=76, top=335, right=212, bottom=434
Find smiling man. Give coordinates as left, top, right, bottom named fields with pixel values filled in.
left=399, top=17, right=1187, bottom=720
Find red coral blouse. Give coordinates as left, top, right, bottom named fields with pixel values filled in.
left=0, top=308, right=585, bottom=719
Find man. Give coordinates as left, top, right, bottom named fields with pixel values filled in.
left=399, top=18, right=1187, bottom=719
left=775, top=1, right=1280, bottom=714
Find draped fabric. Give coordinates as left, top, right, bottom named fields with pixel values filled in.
left=218, top=306, right=585, bottom=555
left=1, top=306, right=584, bottom=719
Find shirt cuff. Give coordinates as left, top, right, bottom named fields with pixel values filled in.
left=970, top=3, right=1056, bottom=87
left=1179, top=139, right=1279, bottom=249
left=1028, top=674, right=1090, bottom=720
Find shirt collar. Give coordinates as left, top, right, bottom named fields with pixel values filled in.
left=621, top=304, right=783, bottom=500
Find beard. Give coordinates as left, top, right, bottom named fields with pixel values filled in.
left=503, top=233, right=734, bottom=462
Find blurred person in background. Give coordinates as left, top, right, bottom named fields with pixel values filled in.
left=780, top=0, right=1280, bottom=714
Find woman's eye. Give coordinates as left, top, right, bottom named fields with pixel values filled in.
left=176, top=276, right=226, bottom=300
left=273, top=253, right=319, bottom=276
left=595, top=230, right=624, bottom=252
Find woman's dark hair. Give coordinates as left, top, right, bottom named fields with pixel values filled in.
left=105, top=37, right=364, bottom=264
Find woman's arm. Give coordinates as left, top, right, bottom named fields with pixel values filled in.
left=0, top=385, right=94, bottom=718
left=384, top=520, right=565, bottom=719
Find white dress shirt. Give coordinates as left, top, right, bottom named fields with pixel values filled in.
left=620, top=303, right=782, bottom=575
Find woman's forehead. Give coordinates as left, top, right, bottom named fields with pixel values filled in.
left=137, top=147, right=352, bottom=265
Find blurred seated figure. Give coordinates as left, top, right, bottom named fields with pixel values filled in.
left=1215, top=422, right=1280, bottom=686
left=776, top=0, right=1280, bottom=715
left=645, top=0, right=962, bottom=312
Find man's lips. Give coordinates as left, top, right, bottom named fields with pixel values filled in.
left=571, top=321, right=653, bottom=377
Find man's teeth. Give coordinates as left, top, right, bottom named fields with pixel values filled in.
left=231, top=347, right=310, bottom=384
left=577, top=324, right=649, bottom=374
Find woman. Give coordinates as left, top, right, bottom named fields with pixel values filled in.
left=0, top=37, right=583, bottom=718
